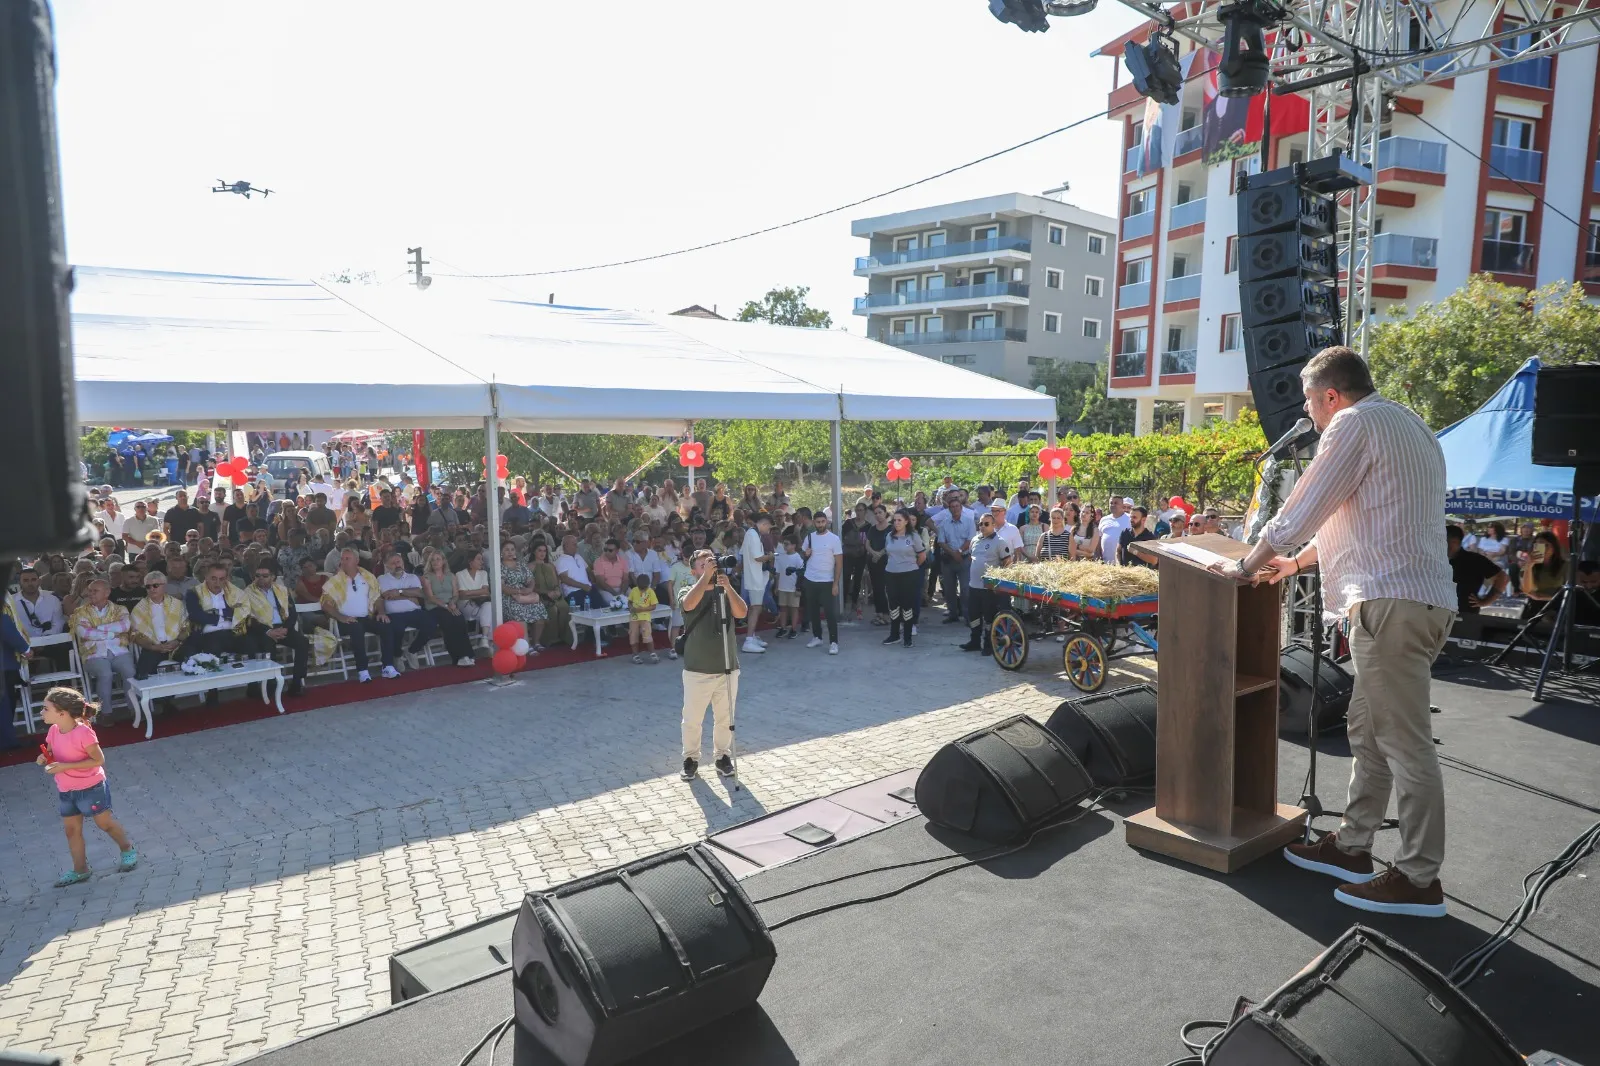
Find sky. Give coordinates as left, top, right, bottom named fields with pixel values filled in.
left=52, top=0, right=1144, bottom=332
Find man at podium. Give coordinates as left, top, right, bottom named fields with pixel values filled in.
left=1233, top=346, right=1457, bottom=918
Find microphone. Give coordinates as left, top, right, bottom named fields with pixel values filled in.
left=1262, top=417, right=1318, bottom=460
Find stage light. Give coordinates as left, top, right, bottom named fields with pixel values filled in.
left=988, top=0, right=1050, bottom=32
left=1124, top=33, right=1183, bottom=105
left=1218, top=0, right=1276, bottom=97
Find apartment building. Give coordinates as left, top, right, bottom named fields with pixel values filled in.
left=1096, top=20, right=1600, bottom=434
left=851, top=191, right=1118, bottom=387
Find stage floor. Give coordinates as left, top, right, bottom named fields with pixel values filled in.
left=249, top=663, right=1600, bottom=1066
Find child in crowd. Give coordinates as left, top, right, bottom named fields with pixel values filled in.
left=773, top=533, right=803, bottom=638
left=666, top=540, right=695, bottom=660
left=36, top=686, right=137, bottom=887
left=628, top=573, right=659, bottom=664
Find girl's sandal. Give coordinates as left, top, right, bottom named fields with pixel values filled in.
left=54, top=870, right=91, bottom=888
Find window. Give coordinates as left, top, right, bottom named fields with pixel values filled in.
left=1046, top=268, right=1063, bottom=289
left=1171, top=253, right=1189, bottom=277
left=1232, top=153, right=1262, bottom=188
left=941, top=353, right=975, bottom=365
left=1128, top=188, right=1152, bottom=215
left=1087, top=233, right=1106, bottom=254
left=1082, top=318, right=1102, bottom=339
left=1221, top=314, right=1242, bottom=351
left=1287, top=146, right=1305, bottom=167
left=1491, top=115, right=1535, bottom=150
left=1175, top=182, right=1195, bottom=206
left=1119, top=326, right=1148, bottom=354
left=1010, top=266, right=1025, bottom=281
left=1129, top=120, right=1144, bottom=149
left=922, top=314, right=944, bottom=333
left=893, top=276, right=917, bottom=295
left=971, top=268, right=998, bottom=287
left=1482, top=208, right=1532, bottom=271
left=1048, top=224, right=1065, bottom=245
left=924, top=230, right=947, bottom=250
left=1484, top=208, right=1527, bottom=244
left=1166, top=326, right=1185, bottom=351
left=973, top=224, right=999, bottom=242
left=1043, top=313, right=1061, bottom=334
left=894, top=235, right=919, bottom=253
left=1123, top=258, right=1150, bottom=285
left=890, top=317, right=915, bottom=335
left=969, top=311, right=998, bottom=331
left=1225, top=236, right=1239, bottom=274
left=1028, top=356, right=1057, bottom=367
left=1084, top=275, right=1104, bottom=297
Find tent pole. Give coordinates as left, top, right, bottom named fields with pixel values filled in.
left=831, top=419, right=844, bottom=616
left=1046, top=420, right=1058, bottom=505
left=485, top=411, right=504, bottom=630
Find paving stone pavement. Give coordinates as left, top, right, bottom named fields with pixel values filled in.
left=0, top=623, right=1154, bottom=1066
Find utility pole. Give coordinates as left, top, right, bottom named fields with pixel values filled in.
left=406, top=247, right=432, bottom=289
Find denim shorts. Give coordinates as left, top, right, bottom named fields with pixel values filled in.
left=58, top=781, right=112, bottom=819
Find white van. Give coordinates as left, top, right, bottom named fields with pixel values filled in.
left=261, top=450, right=333, bottom=493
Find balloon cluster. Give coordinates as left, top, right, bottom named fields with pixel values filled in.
left=491, top=622, right=529, bottom=674
left=679, top=441, right=705, bottom=468
left=885, top=457, right=913, bottom=482
left=1167, top=495, right=1195, bottom=516
left=215, top=457, right=250, bottom=486
left=1036, top=447, right=1073, bottom=482
left=481, top=454, right=510, bottom=480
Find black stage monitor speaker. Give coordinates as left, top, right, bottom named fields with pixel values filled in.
left=1532, top=363, right=1600, bottom=467
left=511, top=843, right=775, bottom=1066
left=1239, top=232, right=1336, bottom=283
left=1207, top=926, right=1522, bottom=1066
left=1278, top=642, right=1354, bottom=736
left=1238, top=184, right=1334, bottom=238
left=915, top=715, right=1093, bottom=843
left=1044, top=684, right=1158, bottom=788
left=1, top=1, right=92, bottom=559
left=1241, top=274, right=1339, bottom=330
left=1244, top=320, right=1339, bottom=376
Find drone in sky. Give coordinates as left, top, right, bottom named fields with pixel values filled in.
left=212, top=179, right=272, bottom=199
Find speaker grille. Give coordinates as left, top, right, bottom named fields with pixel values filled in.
left=558, top=880, right=687, bottom=1008
left=1244, top=321, right=1340, bottom=374
left=1045, top=684, right=1158, bottom=787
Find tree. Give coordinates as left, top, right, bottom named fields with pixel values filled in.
left=1369, top=274, right=1600, bottom=430
left=323, top=268, right=379, bottom=285
left=388, top=429, right=665, bottom=486
left=1029, top=359, right=1137, bottom=435
left=693, top=419, right=980, bottom=486
left=735, top=286, right=833, bottom=329
left=1073, top=361, right=1137, bottom=435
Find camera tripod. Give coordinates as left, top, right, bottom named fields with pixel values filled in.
left=711, top=582, right=741, bottom=792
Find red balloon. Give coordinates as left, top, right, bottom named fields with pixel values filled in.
left=492, top=621, right=523, bottom=650
left=492, top=648, right=520, bottom=674
left=679, top=441, right=705, bottom=468
left=514, top=654, right=528, bottom=672
left=1036, top=446, right=1074, bottom=482
left=885, top=457, right=912, bottom=482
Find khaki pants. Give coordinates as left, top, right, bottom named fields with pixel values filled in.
left=1338, top=598, right=1454, bottom=886
left=681, top=668, right=738, bottom=760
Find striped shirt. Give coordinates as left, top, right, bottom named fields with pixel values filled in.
left=1035, top=530, right=1075, bottom=560
left=1261, top=393, right=1455, bottom=622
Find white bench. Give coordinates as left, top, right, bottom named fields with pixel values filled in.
left=569, top=605, right=672, bottom=657
left=126, top=660, right=286, bottom=740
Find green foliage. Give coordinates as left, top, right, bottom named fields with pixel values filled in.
left=694, top=420, right=981, bottom=486
left=1029, top=359, right=1138, bottom=436
left=1369, top=275, right=1600, bottom=430
left=734, top=285, right=834, bottom=329
left=390, top=429, right=667, bottom=486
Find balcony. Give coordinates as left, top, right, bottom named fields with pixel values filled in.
left=882, top=327, right=1026, bottom=346
left=1481, top=239, right=1535, bottom=274
left=1160, top=349, right=1197, bottom=376
left=1174, top=126, right=1203, bottom=157
left=1113, top=350, right=1148, bottom=378
left=855, top=236, right=1031, bottom=274
left=1164, top=273, right=1202, bottom=303
left=1118, top=280, right=1151, bottom=308
left=1375, top=136, right=1447, bottom=175
left=1125, top=144, right=1143, bottom=173
left=1499, top=56, right=1552, bottom=88
left=1372, top=233, right=1438, bottom=268
left=1169, top=197, right=1206, bottom=231
left=1489, top=144, right=1542, bottom=183
left=854, top=281, right=1029, bottom=313
left=1123, top=209, right=1156, bottom=241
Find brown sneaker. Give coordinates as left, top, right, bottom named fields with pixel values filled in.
left=1282, top=831, right=1377, bottom=883
left=1334, top=867, right=1447, bottom=918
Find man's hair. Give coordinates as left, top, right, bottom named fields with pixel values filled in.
left=1301, top=345, right=1375, bottom=398
left=604, top=538, right=619, bottom=550
left=206, top=561, right=228, bottom=575
left=1133, top=506, right=1149, bottom=519
left=1445, top=524, right=1465, bottom=542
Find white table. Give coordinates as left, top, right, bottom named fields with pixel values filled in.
left=569, top=605, right=673, bottom=656
left=126, top=660, right=286, bottom=739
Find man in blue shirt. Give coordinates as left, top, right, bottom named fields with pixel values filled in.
left=935, top=497, right=977, bottom=626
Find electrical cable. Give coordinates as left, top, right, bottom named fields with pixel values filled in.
left=434, top=111, right=1110, bottom=280
left=456, top=1015, right=514, bottom=1066
left=1437, top=752, right=1600, bottom=815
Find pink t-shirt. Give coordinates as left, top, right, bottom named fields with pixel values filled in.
left=45, top=722, right=106, bottom=792
left=592, top=554, right=629, bottom=593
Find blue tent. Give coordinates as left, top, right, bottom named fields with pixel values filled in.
left=1436, top=357, right=1597, bottom=520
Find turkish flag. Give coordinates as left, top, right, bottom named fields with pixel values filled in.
left=1244, top=89, right=1311, bottom=149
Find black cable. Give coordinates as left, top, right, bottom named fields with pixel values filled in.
left=1437, top=752, right=1600, bottom=815
left=435, top=110, right=1110, bottom=280
left=764, top=797, right=1107, bottom=932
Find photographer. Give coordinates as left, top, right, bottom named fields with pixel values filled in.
left=678, top=549, right=747, bottom=781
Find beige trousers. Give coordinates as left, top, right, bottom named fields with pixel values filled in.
left=681, top=668, right=738, bottom=760
left=1338, top=598, right=1454, bottom=886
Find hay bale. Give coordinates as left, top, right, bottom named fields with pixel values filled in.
left=986, top=558, right=1159, bottom=600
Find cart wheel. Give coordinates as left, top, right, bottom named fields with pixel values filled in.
left=1063, top=633, right=1108, bottom=692
left=990, top=611, right=1029, bottom=671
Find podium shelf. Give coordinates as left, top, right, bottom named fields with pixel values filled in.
left=1233, top=673, right=1277, bottom=697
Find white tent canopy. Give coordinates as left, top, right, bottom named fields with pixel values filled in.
left=71, top=267, right=1056, bottom=430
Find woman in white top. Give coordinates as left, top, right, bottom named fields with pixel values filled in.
left=454, top=550, right=492, bottom=626
left=1474, top=522, right=1510, bottom=571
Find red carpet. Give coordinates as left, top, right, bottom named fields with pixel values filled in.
left=2, top=627, right=689, bottom=765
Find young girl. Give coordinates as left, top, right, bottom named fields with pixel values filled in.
left=773, top=533, right=803, bottom=638
left=37, top=686, right=136, bottom=887
left=666, top=541, right=695, bottom=661
left=627, top=573, right=659, bottom=664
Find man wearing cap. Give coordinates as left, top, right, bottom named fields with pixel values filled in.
left=1097, top=496, right=1132, bottom=565
left=121, top=500, right=160, bottom=550
left=988, top=500, right=1025, bottom=555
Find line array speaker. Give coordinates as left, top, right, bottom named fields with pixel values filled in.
left=1531, top=362, right=1600, bottom=467
left=1043, top=683, right=1158, bottom=788
left=1240, top=274, right=1340, bottom=331
left=1206, top=926, right=1522, bottom=1065
left=915, top=715, right=1093, bottom=843
left=511, top=843, right=776, bottom=1066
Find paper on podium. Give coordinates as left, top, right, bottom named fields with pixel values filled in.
left=1161, top=541, right=1236, bottom=570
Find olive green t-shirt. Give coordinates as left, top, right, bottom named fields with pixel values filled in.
left=677, top=585, right=739, bottom=675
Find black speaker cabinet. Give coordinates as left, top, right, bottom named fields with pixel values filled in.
left=915, top=715, right=1093, bottom=843
left=1238, top=232, right=1336, bottom=284
left=1241, top=275, right=1339, bottom=330
left=1207, top=926, right=1522, bottom=1066
left=1238, top=184, right=1334, bottom=238
left=1532, top=363, right=1600, bottom=467
left=1044, top=684, right=1158, bottom=788
left=1278, top=642, right=1354, bottom=736
left=1244, top=320, right=1340, bottom=375
left=511, top=843, right=775, bottom=1066
left=1246, top=358, right=1311, bottom=443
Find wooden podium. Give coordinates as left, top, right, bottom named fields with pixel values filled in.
left=1124, top=533, right=1306, bottom=873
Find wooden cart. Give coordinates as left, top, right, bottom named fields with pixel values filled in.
left=982, top=575, right=1159, bottom=692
